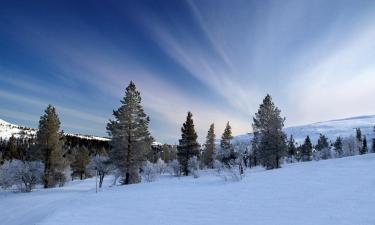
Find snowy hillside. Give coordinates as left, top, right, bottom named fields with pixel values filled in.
left=1, top=154, right=374, bottom=225
left=235, top=115, right=375, bottom=144
left=0, top=118, right=109, bottom=141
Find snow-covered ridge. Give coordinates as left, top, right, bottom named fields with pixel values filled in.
left=234, top=115, right=375, bottom=144
left=0, top=118, right=109, bottom=141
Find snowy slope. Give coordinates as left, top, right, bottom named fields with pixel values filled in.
left=1, top=154, right=375, bottom=225
left=0, top=118, right=109, bottom=141
left=235, top=115, right=375, bottom=144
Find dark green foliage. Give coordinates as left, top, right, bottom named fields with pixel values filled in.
left=36, top=105, right=66, bottom=188
left=107, top=81, right=153, bottom=185
left=315, top=134, right=329, bottom=151
left=360, top=136, right=368, bottom=155
left=177, top=112, right=200, bottom=176
left=301, top=136, right=313, bottom=161
left=252, top=95, right=287, bottom=169
left=356, top=128, right=362, bottom=142
left=202, top=123, right=215, bottom=168
left=287, top=135, right=296, bottom=158
left=334, top=136, right=343, bottom=157
left=71, top=146, right=90, bottom=180
left=219, top=122, right=236, bottom=166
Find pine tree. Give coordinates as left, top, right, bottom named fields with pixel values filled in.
left=334, top=136, right=343, bottom=157
left=71, top=146, right=90, bottom=180
left=203, top=123, right=215, bottom=168
left=4, top=135, right=19, bottom=160
left=316, top=134, right=329, bottom=151
left=360, top=136, right=368, bottom=155
left=287, top=135, right=296, bottom=158
left=301, top=136, right=313, bottom=161
left=252, top=95, right=287, bottom=169
left=107, top=81, right=153, bottom=185
left=356, top=128, right=362, bottom=142
left=36, top=105, right=66, bottom=188
left=219, top=122, right=236, bottom=166
left=177, top=112, right=200, bottom=176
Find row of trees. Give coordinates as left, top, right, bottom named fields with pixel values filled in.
left=2, top=81, right=375, bottom=191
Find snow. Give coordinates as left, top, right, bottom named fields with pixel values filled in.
left=0, top=118, right=108, bottom=141
left=1, top=154, right=375, bottom=225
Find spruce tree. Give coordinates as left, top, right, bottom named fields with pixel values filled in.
left=71, top=146, right=90, bottom=180
left=301, top=136, right=313, bottom=161
left=316, top=134, right=329, bottom=151
left=203, top=123, right=215, bottom=168
left=4, top=135, right=19, bottom=160
left=36, top=105, right=66, bottom=188
left=219, top=122, right=236, bottom=166
left=356, top=128, right=362, bottom=142
left=360, top=136, right=368, bottom=155
left=177, top=112, right=200, bottom=176
left=334, top=136, right=343, bottom=157
left=287, top=135, right=296, bottom=158
left=107, top=81, right=153, bottom=185
left=252, top=94, right=287, bottom=169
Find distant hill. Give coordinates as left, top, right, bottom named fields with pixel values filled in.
left=234, top=115, right=375, bottom=145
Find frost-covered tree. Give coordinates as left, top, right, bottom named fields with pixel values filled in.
left=202, top=123, right=215, bottom=168
left=334, top=136, right=343, bottom=157
left=301, top=136, right=312, bottom=161
left=71, top=146, right=90, bottom=180
left=155, top=158, right=167, bottom=174
left=177, top=112, right=200, bottom=176
left=141, top=161, right=158, bottom=182
left=252, top=95, right=287, bottom=169
left=188, top=156, right=199, bottom=178
left=360, top=136, right=368, bottom=155
left=167, top=159, right=181, bottom=177
left=0, top=160, right=44, bottom=192
left=36, top=105, right=66, bottom=188
left=107, top=81, right=153, bottom=185
left=342, top=135, right=360, bottom=156
left=87, top=155, right=114, bottom=188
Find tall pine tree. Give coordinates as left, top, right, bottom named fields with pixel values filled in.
left=203, top=123, right=215, bottom=168
left=219, top=122, right=236, bottom=166
left=107, top=81, right=153, bottom=185
left=36, top=105, right=66, bottom=188
left=177, top=112, right=200, bottom=176
left=252, top=95, right=287, bottom=169
left=360, top=136, right=368, bottom=155
left=316, top=134, right=329, bottom=151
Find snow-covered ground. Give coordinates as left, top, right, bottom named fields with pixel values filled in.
left=1, top=154, right=375, bottom=225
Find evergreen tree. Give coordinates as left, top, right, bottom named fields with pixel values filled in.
left=252, top=95, right=287, bottom=169
left=315, top=134, right=329, bottom=151
left=287, top=135, right=296, bottom=158
left=356, top=128, right=362, bottom=142
left=71, top=146, right=90, bottom=180
left=301, top=136, right=313, bottom=161
left=177, top=112, right=200, bottom=176
left=218, top=122, right=236, bottom=166
left=334, top=136, right=343, bottom=157
left=107, top=81, right=153, bottom=185
left=203, top=123, right=215, bottom=168
left=360, top=136, right=368, bottom=155
left=4, top=135, right=19, bottom=160
left=36, top=105, right=66, bottom=188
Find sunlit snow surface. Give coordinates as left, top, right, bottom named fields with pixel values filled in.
left=1, top=154, right=375, bottom=225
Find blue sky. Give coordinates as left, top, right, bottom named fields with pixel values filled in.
left=1, top=0, right=375, bottom=143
